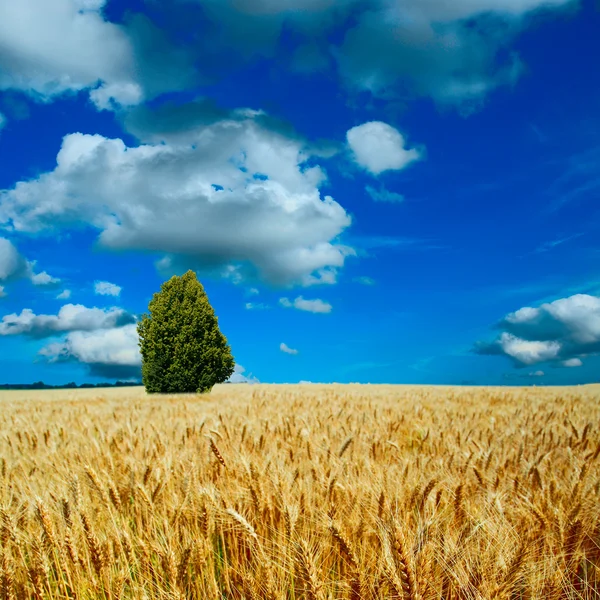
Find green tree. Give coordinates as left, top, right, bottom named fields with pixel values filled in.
left=137, top=270, right=235, bottom=393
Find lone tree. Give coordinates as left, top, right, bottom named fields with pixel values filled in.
left=137, top=270, right=235, bottom=393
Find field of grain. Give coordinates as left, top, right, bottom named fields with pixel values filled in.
left=0, top=384, right=599, bottom=600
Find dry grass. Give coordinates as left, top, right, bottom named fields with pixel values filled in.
left=0, top=383, right=599, bottom=599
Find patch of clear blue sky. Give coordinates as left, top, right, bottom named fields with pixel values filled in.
left=0, top=0, right=599, bottom=385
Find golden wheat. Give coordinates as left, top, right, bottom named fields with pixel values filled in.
left=0, top=383, right=599, bottom=598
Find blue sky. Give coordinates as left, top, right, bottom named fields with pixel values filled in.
left=0, top=0, right=599, bottom=386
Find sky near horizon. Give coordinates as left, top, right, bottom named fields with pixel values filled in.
left=0, top=0, right=599, bottom=386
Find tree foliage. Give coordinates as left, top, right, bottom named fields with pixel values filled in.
left=137, top=270, right=235, bottom=393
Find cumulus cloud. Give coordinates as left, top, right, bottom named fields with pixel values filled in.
left=0, top=114, right=354, bottom=287
left=170, top=0, right=574, bottom=109
left=501, top=295, right=600, bottom=344
left=346, top=122, right=422, bottom=175
left=0, top=303, right=135, bottom=338
left=94, top=280, right=121, bottom=297
left=39, top=323, right=141, bottom=379
left=280, top=342, right=299, bottom=355
left=0, top=286, right=5, bottom=298
left=529, top=370, right=545, bottom=377
left=90, top=82, right=142, bottom=111
left=57, top=289, right=71, bottom=299
left=227, top=363, right=259, bottom=384
left=492, top=334, right=561, bottom=365
left=335, top=0, right=574, bottom=108
left=0, top=237, right=60, bottom=287
left=29, top=269, right=60, bottom=286
left=365, top=185, right=405, bottom=203
left=0, top=2, right=199, bottom=112
left=0, top=237, right=27, bottom=281
left=560, top=358, right=583, bottom=368
left=279, top=296, right=332, bottom=313
left=475, top=293, right=600, bottom=367
left=0, top=0, right=577, bottom=114
left=245, top=302, right=269, bottom=310
left=0, top=0, right=140, bottom=106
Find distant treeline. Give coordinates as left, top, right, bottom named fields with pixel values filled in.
left=0, top=381, right=142, bottom=390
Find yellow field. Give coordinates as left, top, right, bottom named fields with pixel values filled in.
left=1, top=384, right=599, bottom=599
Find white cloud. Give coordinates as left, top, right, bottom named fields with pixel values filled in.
left=502, top=294, right=600, bottom=347
left=280, top=342, right=298, bottom=355
left=220, top=264, right=244, bottom=285
left=279, top=296, right=332, bottom=313
left=497, top=333, right=561, bottom=365
left=0, top=0, right=575, bottom=115
left=57, top=289, right=71, bottom=299
left=0, top=113, right=5, bottom=131
left=529, top=370, right=544, bottom=377
left=180, top=0, right=574, bottom=109
left=0, top=237, right=60, bottom=287
left=0, top=303, right=135, bottom=338
left=365, top=185, right=404, bottom=203
left=335, top=0, right=573, bottom=108
left=0, top=0, right=140, bottom=106
left=560, top=358, right=582, bottom=368
left=39, top=323, right=141, bottom=379
left=89, top=82, right=143, bottom=111
left=0, top=115, right=354, bottom=287
left=30, top=269, right=60, bottom=286
left=245, top=302, right=269, bottom=310
left=94, top=280, right=121, bottom=297
left=476, top=293, right=600, bottom=367
left=227, top=363, right=259, bottom=384
left=0, top=237, right=27, bottom=281
left=247, top=287, right=260, bottom=296
left=346, top=122, right=422, bottom=175
left=0, top=285, right=5, bottom=298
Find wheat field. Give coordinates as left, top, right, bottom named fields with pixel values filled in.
left=0, top=383, right=599, bottom=600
